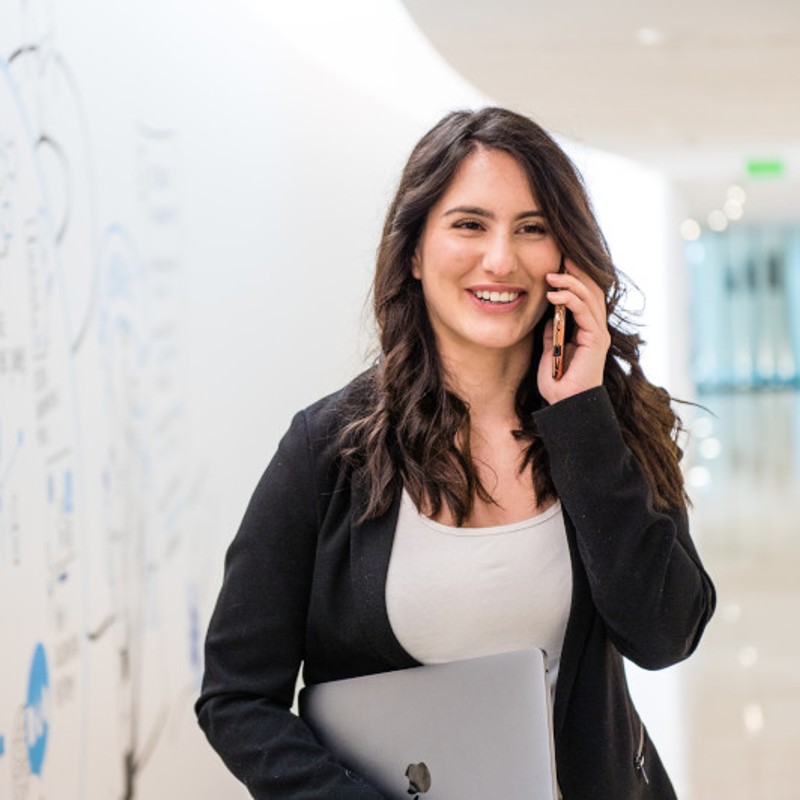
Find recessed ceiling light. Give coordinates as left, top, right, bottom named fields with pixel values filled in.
left=737, top=646, right=758, bottom=669
left=722, top=603, right=742, bottom=623
left=636, top=27, right=664, bottom=46
left=743, top=704, right=765, bottom=735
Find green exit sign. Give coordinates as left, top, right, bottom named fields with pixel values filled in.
left=746, top=158, right=785, bottom=179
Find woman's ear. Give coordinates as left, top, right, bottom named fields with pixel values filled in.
left=411, top=250, right=422, bottom=280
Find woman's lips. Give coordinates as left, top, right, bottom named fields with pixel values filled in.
left=466, top=287, right=527, bottom=311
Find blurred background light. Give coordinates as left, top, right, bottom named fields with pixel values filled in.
left=680, top=218, right=702, bottom=240
left=743, top=704, right=765, bottom=735
left=708, top=209, right=728, bottom=232
left=635, top=27, right=665, bottom=46
left=726, top=185, right=747, bottom=204
left=723, top=198, right=744, bottom=219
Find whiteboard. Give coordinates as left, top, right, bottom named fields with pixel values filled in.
left=0, top=0, right=484, bottom=796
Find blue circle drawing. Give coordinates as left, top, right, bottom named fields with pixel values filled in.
left=25, top=643, right=50, bottom=776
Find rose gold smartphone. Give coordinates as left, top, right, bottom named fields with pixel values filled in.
left=552, top=255, right=567, bottom=380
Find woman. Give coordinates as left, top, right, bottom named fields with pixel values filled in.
left=196, top=107, right=715, bottom=798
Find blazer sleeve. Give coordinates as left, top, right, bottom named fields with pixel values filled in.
left=195, top=410, right=385, bottom=798
left=532, top=387, right=716, bottom=670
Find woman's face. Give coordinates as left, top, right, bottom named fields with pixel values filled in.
left=413, top=147, right=561, bottom=366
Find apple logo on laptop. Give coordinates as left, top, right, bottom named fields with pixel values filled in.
left=405, top=762, right=431, bottom=796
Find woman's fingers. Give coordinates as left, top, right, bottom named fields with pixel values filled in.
left=545, top=261, right=607, bottom=333
left=537, top=259, right=611, bottom=404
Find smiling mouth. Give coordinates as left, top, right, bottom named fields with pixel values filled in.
left=470, top=289, right=523, bottom=304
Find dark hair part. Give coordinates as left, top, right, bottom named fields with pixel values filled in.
left=340, top=107, right=686, bottom=524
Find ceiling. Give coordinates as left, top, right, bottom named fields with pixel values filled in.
left=400, top=0, right=800, bottom=223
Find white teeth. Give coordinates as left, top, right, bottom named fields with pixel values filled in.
left=473, top=290, right=520, bottom=304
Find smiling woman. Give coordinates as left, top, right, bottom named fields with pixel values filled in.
left=411, top=148, right=559, bottom=365
left=196, top=107, right=716, bottom=799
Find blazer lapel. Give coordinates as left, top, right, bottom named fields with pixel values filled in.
left=350, top=481, right=420, bottom=670
left=553, top=514, right=592, bottom=735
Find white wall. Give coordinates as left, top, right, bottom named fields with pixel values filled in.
left=0, top=1, right=679, bottom=797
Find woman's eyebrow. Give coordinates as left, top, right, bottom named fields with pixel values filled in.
left=442, top=206, right=544, bottom=221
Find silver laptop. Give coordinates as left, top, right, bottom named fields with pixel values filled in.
left=299, top=648, right=558, bottom=799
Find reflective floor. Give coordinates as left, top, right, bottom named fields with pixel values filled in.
left=633, top=389, right=800, bottom=799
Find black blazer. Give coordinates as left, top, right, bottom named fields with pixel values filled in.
left=196, top=380, right=715, bottom=799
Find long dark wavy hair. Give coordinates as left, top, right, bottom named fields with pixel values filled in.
left=340, top=107, right=686, bottom=525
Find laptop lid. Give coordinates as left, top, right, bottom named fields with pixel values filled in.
left=299, top=648, right=558, bottom=800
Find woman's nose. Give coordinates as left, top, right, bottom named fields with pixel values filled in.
left=482, top=232, right=517, bottom=276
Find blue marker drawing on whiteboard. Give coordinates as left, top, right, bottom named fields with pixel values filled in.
left=0, top=733, right=5, bottom=757
left=0, top=429, right=25, bottom=567
left=25, top=643, right=50, bottom=776
left=64, top=469, right=74, bottom=513
left=0, top=429, right=24, bottom=490
left=188, top=586, right=202, bottom=681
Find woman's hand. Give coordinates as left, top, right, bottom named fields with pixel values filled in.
left=537, top=260, right=611, bottom=405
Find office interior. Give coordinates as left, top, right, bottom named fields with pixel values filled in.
left=0, top=0, right=797, bottom=798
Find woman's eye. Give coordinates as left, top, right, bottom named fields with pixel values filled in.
left=519, top=222, right=547, bottom=235
left=453, top=219, right=484, bottom=231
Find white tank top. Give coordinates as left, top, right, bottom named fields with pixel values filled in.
left=386, top=490, right=573, bottom=701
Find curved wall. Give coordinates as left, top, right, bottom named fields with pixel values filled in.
left=0, top=1, right=676, bottom=797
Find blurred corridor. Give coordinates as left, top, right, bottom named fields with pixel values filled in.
left=396, top=26, right=800, bottom=793
left=682, top=388, right=800, bottom=799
